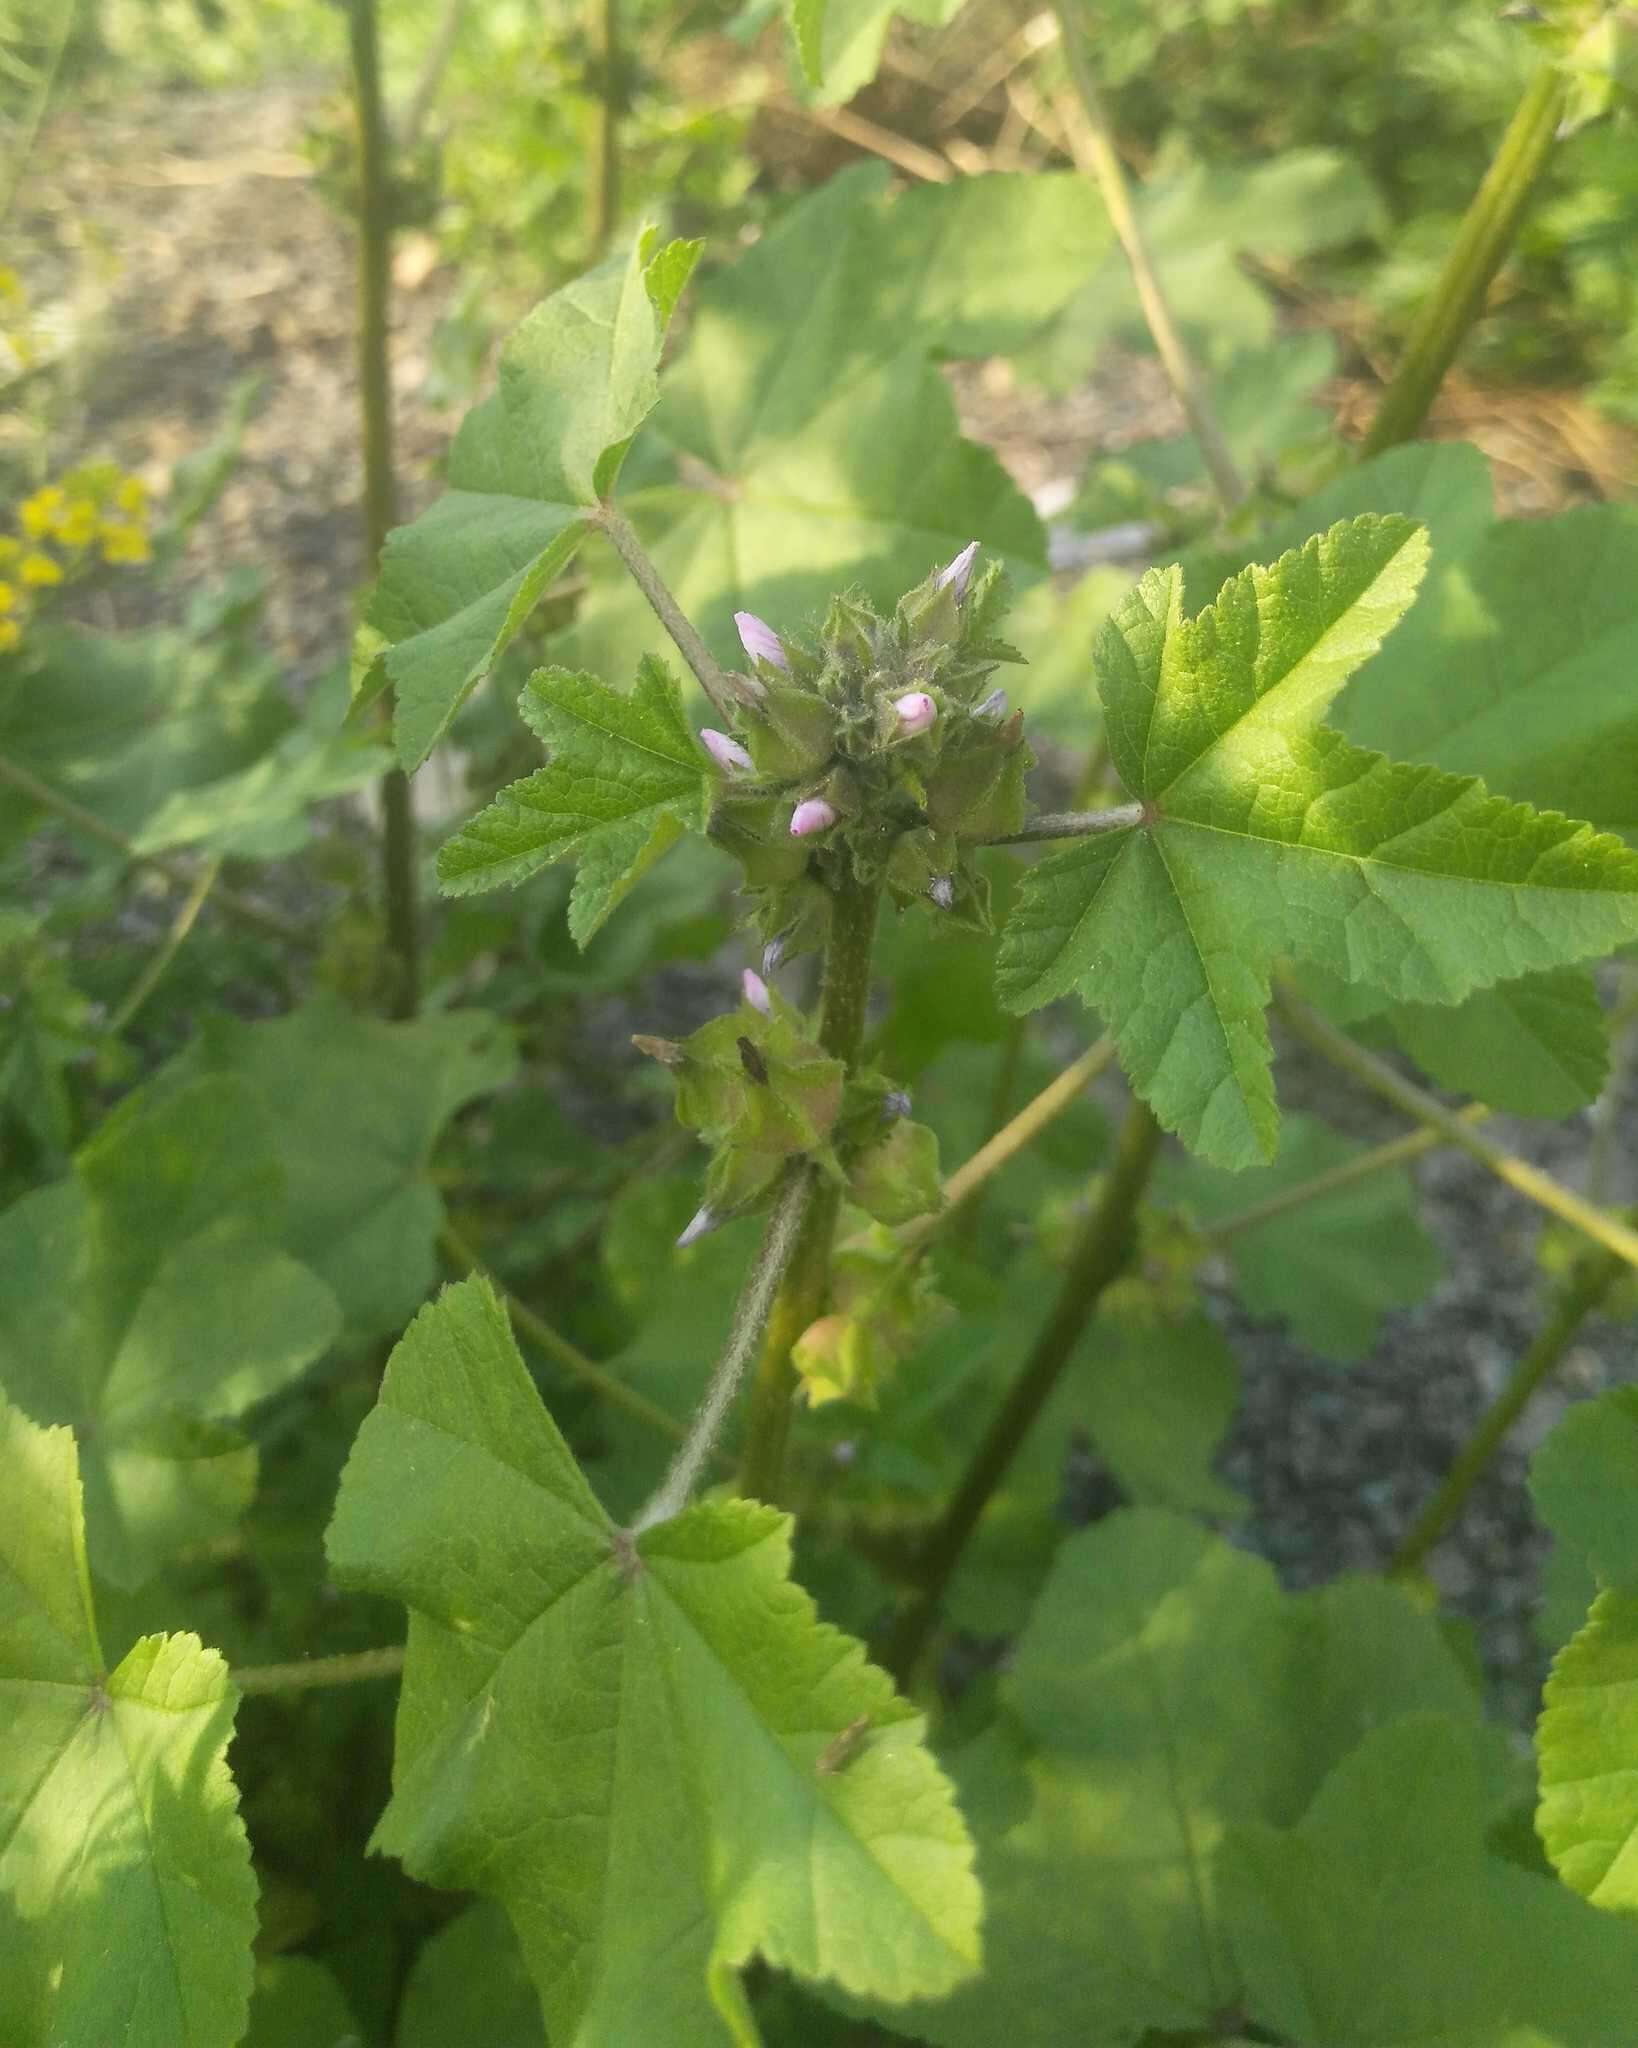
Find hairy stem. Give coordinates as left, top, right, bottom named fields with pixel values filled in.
left=0, top=750, right=310, bottom=949
left=738, top=873, right=881, bottom=1503
left=349, top=0, right=420, bottom=1020
left=900, top=1036, right=1117, bottom=1254
left=1391, top=1248, right=1622, bottom=1578
left=595, top=503, right=735, bottom=719
left=884, top=1097, right=1163, bottom=1683
left=107, top=857, right=220, bottom=1037
left=1277, top=990, right=1638, bottom=1274
left=634, top=1165, right=815, bottom=1530
left=1050, top=0, right=1246, bottom=513
left=439, top=1223, right=704, bottom=1452
left=985, top=802, right=1145, bottom=845
left=233, top=1646, right=406, bottom=1696
left=1362, top=62, right=1563, bottom=457
left=584, top=0, right=621, bottom=257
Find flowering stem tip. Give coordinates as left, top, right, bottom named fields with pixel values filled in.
left=936, top=540, right=978, bottom=602
left=892, top=691, right=937, bottom=737
left=700, top=727, right=754, bottom=774
left=790, top=797, right=837, bottom=839
left=734, top=611, right=788, bottom=670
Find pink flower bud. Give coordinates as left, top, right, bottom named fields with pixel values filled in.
left=734, top=611, right=788, bottom=671
left=975, top=688, right=1008, bottom=719
left=790, top=797, right=837, bottom=839
left=700, top=727, right=753, bottom=774
left=741, top=968, right=772, bottom=1015
left=928, top=874, right=954, bottom=910
left=936, top=540, right=978, bottom=602
left=676, top=1204, right=718, bottom=1249
left=892, top=691, right=937, bottom=737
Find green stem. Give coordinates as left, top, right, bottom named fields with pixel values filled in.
left=400, top=0, right=467, bottom=152
left=1361, top=62, right=1564, bottom=457
left=1050, top=0, right=1245, bottom=514
left=633, top=1164, right=814, bottom=1530
left=107, top=856, right=220, bottom=1036
left=1390, top=1248, right=1621, bottom=1578
left=738, top=873, right=881, bottom=1504
left=234, top=1645, right=405, bottom=1696
left=348, top=0, right=420, bottom=1021
left=884, top=1097, right=1163, bottom=1684
left=584, top=0, right=621, bottom=258
left=1205, top=1105, right=1491, bottom=1245
left=0, top=749, right=311, bottom=949
left=595, top=504, right=735, bottom=719
left=986, top=803, right=1146, bottom=845
left=438, top=1223, right=704, bottom=1452
left=1277, top=989, right=1638, bottom=1274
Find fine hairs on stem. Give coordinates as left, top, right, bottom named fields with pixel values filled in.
left=632, top=1165, right=815, bottom=1531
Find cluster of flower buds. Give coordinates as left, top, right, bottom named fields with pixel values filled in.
left=634, top=978, right=945, bottom=1245
left=695, top=542, right=1031, bottom=954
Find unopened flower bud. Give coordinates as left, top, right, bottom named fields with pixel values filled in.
left=700, top=727, right=753, bottom=774
left=761, top=933, right=786, bottom=977
left=790, top=797, right=837, bottom=838
left=928, top=874, right=954, bottom=911
left=741, top=968, right=772, bottom=1015
left=883, top=1089, right=912, bottom=1120
left=975, top=688, right=1008, bottom=720
left=892, top=691, right=937, bottom=737
left=734, top=611, right=788, bottom=671
left=936, top=540, right=978, bottom=602
left=676, top=1204, right=719, bottom=1249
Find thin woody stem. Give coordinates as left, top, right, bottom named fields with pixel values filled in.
left=1362, top=62, right=1564, bottom=458
left=633, top=1165, right=814, bottom=1530
left=0, top=750, right=311, bottom=949
left=1049, top=0, right=1246, bottom=513
left=595, top=503, right=735, bottom=719
left=1204, top=1105, right=1491, bottom=1245
left=107, top=857, right=221, bottom=1037
left=1390, top=1247, right=1623, bottom=1578
left=1277, top=990, right=1638, bottom=1274
left=883, top=1097, right=1163, bottom=1684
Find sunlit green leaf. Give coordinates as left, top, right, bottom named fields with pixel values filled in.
left=0, top=1397, right=257, bottom=2048
left=998, top=515, right=1638, bottom=1167
left=1538, top=1587, right=1638, bottom=1915
left=373, top=233, right=701, bottom=768
left=326, top=1277, right=982, bottom=2044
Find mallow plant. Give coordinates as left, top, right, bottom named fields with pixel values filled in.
left=8, top=15, right=1638, bottom=2042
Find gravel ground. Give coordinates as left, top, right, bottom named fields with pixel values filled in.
left=19, top=80, right=1637, bottom=1727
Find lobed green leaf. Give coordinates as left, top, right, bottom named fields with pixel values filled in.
left=326, top=1276, right=982, bottom=2043
left=999, top=514, right=1638, bottom=1167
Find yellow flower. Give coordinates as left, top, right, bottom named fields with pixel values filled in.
left=57, top=499, right=99, bottom=548
left=20, top=487, right=63, bottom=538
left=19, top=550, right=62, bottom=586
left=0, top=581, right=14, bottom=613
left=0, top=537, right=18, bottom=565
left=0, top=619, right=20, bottom=652
left=100, top=523, right=150, bottom=566
left=114, top=474, right=149, bottom=518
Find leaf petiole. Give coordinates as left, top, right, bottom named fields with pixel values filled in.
left=594, top=500, right=736, bottom=719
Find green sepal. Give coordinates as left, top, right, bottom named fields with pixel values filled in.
left=846, top=1116, right=944, bottom=1227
